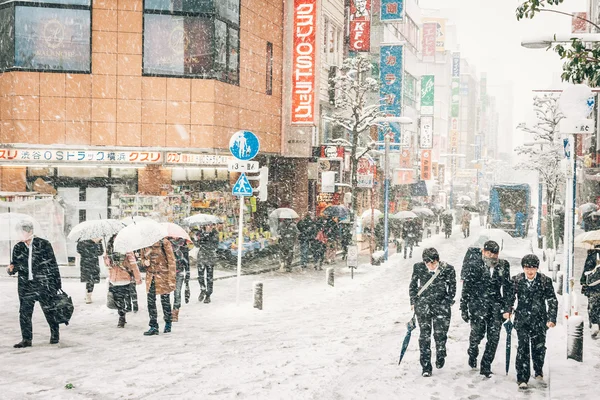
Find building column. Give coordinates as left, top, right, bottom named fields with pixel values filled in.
left=276, top=158, right=309, bottom=214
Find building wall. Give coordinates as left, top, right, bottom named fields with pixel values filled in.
left=0, top=0, right=284, bottom=190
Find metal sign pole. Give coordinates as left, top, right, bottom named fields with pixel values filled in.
left=236, top=195, right=244, bottom=306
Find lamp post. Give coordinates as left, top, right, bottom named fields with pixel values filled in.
left=374, top=116, right=413, bottom=261
left=523, top=141, right=548, bottom=249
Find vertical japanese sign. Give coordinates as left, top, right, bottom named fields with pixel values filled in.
left=379, top=45, right=403, bottom=147
left=421, top=75, right=434, bottom=115
left=349, top=0, right=371, bottom=51
left=423, top=18, right=446, bottom=52
left=572, top=12, right=588, bottom=33
left=451, top=52, right=460, bottom=118
left=421, top=149, right=432, bottom=180
left=381, top=0, right=404, bottom=21
left=419, top=116, right=434, bottom=149
left=400, top=149, right=411, bottom=168
left=438, top=164, right=445, bottom=185
left=422, top=23, right=436, bottom=59
left=291, top=0, right=316, bottom=124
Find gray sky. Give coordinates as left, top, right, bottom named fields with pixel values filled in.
left=420, top=0, right=587, bottom=149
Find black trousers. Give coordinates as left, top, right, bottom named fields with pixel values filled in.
left=468, top=313, right=503, bottom=373
left=85, top=282, right=95, bottom=293
left=416, top=306, right=451, bottom=373
left=18, top=282, right=59, bottom=341
left=109, top=284, right=131, bottom=317
left=403, top=238, right=414, bottom=258
left=587, top=292, right=600, bottom=325
left=147, top=278, right=171, bottom=328
left=515, top=325, right=547, bottom=383
left=197, top=263, right=214, bottom=295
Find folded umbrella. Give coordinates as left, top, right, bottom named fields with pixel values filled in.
left=113, top=220, right=168, bottom=253
left=504, top=319, right=514, bottom=375
left=68, top=219, right=125, bottom=242
left=398, top=314, right=417, bottom=365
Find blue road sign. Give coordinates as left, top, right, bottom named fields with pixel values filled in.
left=232, top=173, right=254, bottom=197
left=229, top=130, right=260, bottom=161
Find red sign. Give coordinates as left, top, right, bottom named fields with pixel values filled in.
left=400, top=149, right=411, bottom=168
left=421, top=150, right=432, bottom=180
left=320, top=145, right=345, bottom=159
left=349, top=0, right=371, bottom=52
left=396, top=169, right=414, bottom=185
left=572, top=12, right=588, bottom=34
left=422, top=22, right=436, bottom=58
left=292, top=0, right=317, bottom=124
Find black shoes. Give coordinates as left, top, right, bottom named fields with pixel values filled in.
left=468, top=357, right=477, bottom=369
left=481, top=371, right=493, bottom=378
left=198, top=290, right=206, bottom=302
left=164, top=322, right=172, bottom=333
left=203, top=296, right=211, bottom=304
left=435, top=357, right=445, bottom=369
left=14, top=340, right=32, bottom=348
left=117, top=316, right=126, bottom=328
left=143, top=327, right=159, bottom=336
left=422, top=371, right=432, bottom=377
left=50, top=337, right=59, bottom=345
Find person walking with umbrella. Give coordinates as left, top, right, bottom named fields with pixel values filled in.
left=297, top=213, right=315, bottom=268
left=442, top=212, right=453, bottom=239
left=460, top=240, right=512, bottom=378
left=139, top=238, right=177, bottom=335
left=510, top=254, right=557, bottom=389
left=7, top=221, right=62, bottom=347
left=278, top=218, right=299, bottom=272
left=104, top=235, right=142, bottom=328
left=191, top=223, right=218, bottom=303
left=77, top=238, right=104, bottom=304
left=409, top=248, right=456, bottom=377
left=402, top=219, right=416, bottom=259
left=168, top=237, right=190, bottom=322
left=581, top=245, right=600, bottom=338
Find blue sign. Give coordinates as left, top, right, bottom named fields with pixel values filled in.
left=229, top=130, right=260, bottom=161
left=232, top=173, right=254, bottom=197
left=381, top=0, right=404, bottom=21
left=379, top=45, right=403, bottom=150
left=563, top=138, right=571, bottom=159
left=587, top=96, right=595, bottom=116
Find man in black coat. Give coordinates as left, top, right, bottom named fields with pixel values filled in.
left=510, top=254, right=557, bottom=389
left=460, top=241, right=512, bottom=377
left=580, top=248, right=600, bottom=338
left=7, top=221, right=62, bottom=348
left=76, top=238, right=104, bottom=304
left=297, top=213, right=315, bottom=268
left=409, top=248, right=457, bottom=377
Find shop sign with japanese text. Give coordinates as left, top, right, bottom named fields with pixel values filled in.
left=379, top=45, right=403, bottom=147
left=381, top=0, right=403, bottom=22
left=420, top=149, right=432, bottom=180
left=0, top=148, right=162, bottom=164
left=419, top=116, right=433, bottom=149
left=165, top=153, right=231, bottom=165
left=349, top=0, right=371, bottom=52
left=400, top=149, right=411, bottom=168
left=423, top=18, right=446, bottom=52
left=422, top=23, right=436, bottom=59
left=421, top=75, right=435, bottom=115
left=291, top=0, right=316, bottom=124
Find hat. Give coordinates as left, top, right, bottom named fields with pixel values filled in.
left=422, top=248, right=440, bottom=263
left=521, top=254, right=539, bottom=268
left=483, top=240, right=499, bottom=254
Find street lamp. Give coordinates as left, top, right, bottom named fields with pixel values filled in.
left=373, top=116, right=414, bottom=260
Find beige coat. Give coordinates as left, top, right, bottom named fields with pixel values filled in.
left=140, top=239, right=177, bottom=295
left=104, top=252, right=142, bottom=286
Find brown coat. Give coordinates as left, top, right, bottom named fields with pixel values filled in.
left=140, top=239, right=177, bottom=295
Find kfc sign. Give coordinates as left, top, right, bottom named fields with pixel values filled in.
left=292, top=0, right=317, bottom=124
left=349, top=0, right=371, bottom=52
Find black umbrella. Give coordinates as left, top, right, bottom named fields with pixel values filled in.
left=504, top=319, right=514, bottom=375
left=462, top=205, right=479, bottom=212
left=323, top=205, right=350, bottom=218
left=398, top=314, right=417, bottom=365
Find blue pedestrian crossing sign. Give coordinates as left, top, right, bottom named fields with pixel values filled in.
left=229, top=130, right=260, bottom=161
left=232, top=173, right=254, bottom=197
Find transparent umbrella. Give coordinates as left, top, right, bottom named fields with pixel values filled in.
left=121, top=216, right=156, bottom=226
left=113, top=220, right=168, bottom=253
left=160, top=222, right=191, bottom=242
left=183, top=214, right=223, bottom=228
left=393, top=211, right=418, bottom=220
left=68, top=219, right=125, bottom=242
left=269, top=208, right=299, bottom=219
left=0, top=213, right=45, bottom=241
left=361, top=209, right=382, bottom=222
left=575, top=231, right=597, bottom=249
left=411, top=207, right=434, bottom=217
left=580, top=203, right=598, bottom=214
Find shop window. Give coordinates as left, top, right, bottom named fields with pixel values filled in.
left=0, top=1, right=91, bottom=73
left=143, top=0, right=240, bottom=85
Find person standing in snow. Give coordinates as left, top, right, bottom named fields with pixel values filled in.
left=580, top=247, right=600, bottom=339
left=402, top=219, right=416, bottom=259
left=461, top=212, right=471, bottom=238
left=104, top=235, right=142, bottom=328
left=168, top=237, right=190, bottom=322
left=409, top=248, right=457, bottom=377
left=77, top=238, right=104, bottom=304
left=278, top=219, right=299, bottom=272
left=297, top=213, right=316, bottom=268
left=139, top=238, right=177, bottom=336
left=510, top=254, right=557, bottom=389
left=460, top=240, right=512, bottom=377
left=192, top=224, right=218, bottom=304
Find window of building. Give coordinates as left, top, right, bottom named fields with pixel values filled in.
left=143, top=0, right=240, bottom=85
left=0, top=0, right=91, bottom=73
left=266, top=42, right=273, bottom=95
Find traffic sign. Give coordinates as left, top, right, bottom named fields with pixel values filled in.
left=560, top=118, right=595, bottom=134
left=229, top=130, right=260, bottom=160
left=232, top=173, right=254, bottom=196
left=228, top=160, right=259, bottom=172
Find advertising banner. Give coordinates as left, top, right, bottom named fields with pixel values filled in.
left=349, top=0, right=371, bottom=51
left=438, top=164, right=445, bottom=185
left=423, top=18, right=446, bottom=52
left=400, top=149, right=411, bottom=168
left=572, top=12, right=588, bottom=34
left=421, top=75, right=435, bottom=115
left=422, top=23, right=436, bottom=58
left=321, top=171, right=336, bottom=193
left=0, top=148, right=163, bottom=165
left=381, top=0, right=404, bottom=22
left=394, top=169, right=414, bottom=185
left=357, top=157, right=375, bottom=188
left=421, top=149, right=432, bottom=180
left=420, top=116, right=434, bottom=149
left=379, top=45, right=403, bottom=148
left=291, top=0, right=317, bottom=124
left=451, top=53, right=460, bottom=119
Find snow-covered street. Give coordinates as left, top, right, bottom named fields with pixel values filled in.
left=1, top=224, right=599, bottom=400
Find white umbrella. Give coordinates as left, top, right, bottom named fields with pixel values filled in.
left=393, top=211, right=418, bottom=219
left=161, top=222, right=191, bottom=242
left=472, top=229, right=516, bottom=249
left=0, top=213, right=45, bottom=241
left=68, top=219, right=125, bottom=241
left=269, top=208, right=299, bottom=219
left=113, top=220, right=168, bottom=253
left=183, top=213, right=223, bottom=227
left=411, top=207, right=435, bottom=217
left=361, top=209, right=382, bottom=221
left=459, top=195, right=472, bottom=202
left=582, top=229, right=600, bottom=247
left=575, top=231, right=597, bottom=249
left=580, top=203, right=598, bottom=213
left=589, top=211, right=600, bottom=217
left=121, top=216, right=156, bottom=226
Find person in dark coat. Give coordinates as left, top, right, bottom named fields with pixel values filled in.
left=278, top=219, right=299, bottom=272
left=297, top=213, right=316, bottom=268
left=374, top=221, right=385, bottom=250
left=313, top=217, right=327, bottom=270
left=442, top=213, right=453, bottom=239
left=7, top=221, right=62, bottom=347
left=402, top=219, right=416, bottom=259
left=77, top=238, right=104, bottom=304
left=339, top=222, right=352, bottom=260
left=580, top=247, right=600, bottom=338
left=460, top=241, right=512, bottom=377
left=168, top=237, right=190, bottom=322
left=324, top=217, right=339, bottom=263
left=192, top=224, right=218, bottom=304
left=510, top=254, right=558, bottom=389
left=409, top=248, right=457, bottom=377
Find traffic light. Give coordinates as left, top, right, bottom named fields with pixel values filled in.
left=256, top=166, right=269, bottom=202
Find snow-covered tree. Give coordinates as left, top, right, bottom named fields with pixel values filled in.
left=514, top=94, right=566, bottom=247
left=328, top=55, right=385, bottom=214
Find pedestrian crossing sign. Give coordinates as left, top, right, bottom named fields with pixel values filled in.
left=232, top=173, right=254, bottom=197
